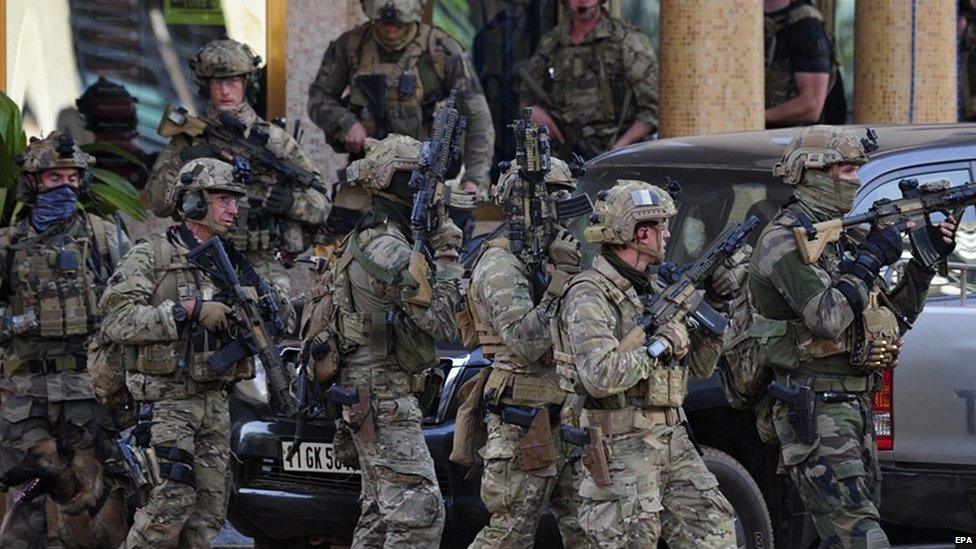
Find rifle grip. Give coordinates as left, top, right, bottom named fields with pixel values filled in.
left=405, top=251, right=434, bottom=307
left=617, top=326, right=646, bottom=354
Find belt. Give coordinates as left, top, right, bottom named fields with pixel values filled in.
left=582, top=406, right=683, bottom=436
left=26, top=356, right=86, bottom=374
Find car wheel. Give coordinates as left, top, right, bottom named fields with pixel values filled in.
left=702, top=446, right=773, bottom=549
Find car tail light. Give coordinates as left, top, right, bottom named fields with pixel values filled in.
left=873, top=369, right=893, bottom=450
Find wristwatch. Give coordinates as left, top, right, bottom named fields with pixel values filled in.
left=172, top=303, right=189, bottom=327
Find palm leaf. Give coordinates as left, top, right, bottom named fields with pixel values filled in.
left=88, top=168, right=147, bottom=221
left=80, top=142, right=148, bottom=170
left=0, top=92, right=26, bottom=226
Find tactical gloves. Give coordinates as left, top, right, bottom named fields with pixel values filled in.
left=198, top=301, right=233, bottom=332
left=652, top=319, right=690, bottom=360
left=264, top=184, right=295, bottom=215
left=430, top=217, right=463, bottom=260
left=845, top=225, right=903, bottom=284
left=708, top=245, right=751, bottom=301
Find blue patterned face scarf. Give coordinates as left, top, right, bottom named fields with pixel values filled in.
left=30, top=186, right=79, bottom=232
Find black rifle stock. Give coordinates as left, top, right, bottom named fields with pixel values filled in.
left=406, top=89, right=467, bottom=306
left=792, top=178, right=976, bottom=267
left=158, top=105, right=330, bottom=196
left=186, top=237, right=299, bottom=416
left=619, top=215, right=762, bottom=357
left=516, top=67, right=604, bottom=160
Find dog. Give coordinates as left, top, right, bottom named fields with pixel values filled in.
left=0, top=424, right=133, bottom=549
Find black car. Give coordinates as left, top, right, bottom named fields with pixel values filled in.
left=228, top=123, right=976, bottom=548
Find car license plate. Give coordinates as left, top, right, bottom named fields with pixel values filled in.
left=281, top=442, right=359, bottom=475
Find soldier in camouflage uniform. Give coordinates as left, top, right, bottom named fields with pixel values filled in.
left=517, top=0, right=659, bottom=156
left=467, top=158, right=586, bottom=548
left=145, top=37, right=331, bottom=294
left=326, top=135, right=461, bottom=547
left=307, top=0, right=495, bottom=201
left=0, top=132, right=128, bottom=549
left=749, top=126, right=957, bottom=548
left=552, top=181, right=737, bottom=548
left=101, top=158, right=291, bottom=548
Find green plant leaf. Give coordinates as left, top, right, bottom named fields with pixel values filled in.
left=81, top=142, right=148, bottom=170
left=88, top=167, right=147, bottom=221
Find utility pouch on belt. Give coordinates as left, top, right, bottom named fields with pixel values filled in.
left=581, top=424, right=611, bottom=487
left=850, top=292, right=900, bottom=371
left=517, top=406, right=556, bottom=471
left=327, top=384, right=376, bottom=443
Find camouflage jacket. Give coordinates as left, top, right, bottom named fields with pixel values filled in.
left=307, top=22, right=494, bottom=189
left=518, top=11, right=660, bottom=147
left=469, top=242, right=563, bottom=406
left=99, top=226, right=292, bottom=401
left=145, top=103, right=331, bottom=251
left=0, top=212, right=128, bottom=400
left=556, top=255, right=721, bottom=410
left=337, top=217, right=460, bottom=399
left=749, top=200, right=933, bottom=377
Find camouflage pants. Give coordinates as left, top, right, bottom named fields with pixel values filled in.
left=469, top=412, right=586, bottom=548
left=0, top=392, right=115, bottom=549
left=773, top=397, right=888, bottom=549
left=578, top=423, right=735, bottom=549
left=125, top=389, right=230, bottom=549
left=348, top=395, right=444, bottom=548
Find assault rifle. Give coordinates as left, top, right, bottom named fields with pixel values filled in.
left=406, top=89, right=467, bottom=306
left=792, top=178, right=976, bottom=267
left=158, top=105, right=330, bottom=196
left=186, top=237, right=299, bottom=416
left=510, top=108, right=594, bottom=302
left=517, top=67, right=604, bottom=160
left=618, top=214, right=762, bottom=358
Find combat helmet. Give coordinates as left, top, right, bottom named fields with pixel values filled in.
left=347, top=134, right=422, bottom=204
left=773, top=125, right=873, bottom=185
left=189, top=37, right=263, bottom=99
left=360, top=0, right=423, bottom=24
left=15, top=132, right=95, bottom=202
left=584, top=180, right=676, bottom=253
left=492, top=157, right=579, bottom=206
left=171, top=158, right=247, bottom=232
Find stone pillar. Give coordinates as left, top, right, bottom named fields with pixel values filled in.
left=854, top=0, right=956, bottom=124
left=659, top=0, right=764, bottom=137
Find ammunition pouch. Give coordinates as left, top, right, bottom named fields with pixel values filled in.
left=850, top=295, right=900, bottom=372
left=749, top=317, right=850, bottom=373
left=335, top=308, right=437, bottom=375
left=153, top=445, right=197, bottom=489
left=11, top=356, right=87, bottom=375
left=343, top=387, right=377, bottom=444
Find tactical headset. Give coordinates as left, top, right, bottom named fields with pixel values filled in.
left=176, top=165, right=209, bottom=221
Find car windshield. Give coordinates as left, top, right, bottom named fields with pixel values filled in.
left=575, top=167, right=790, bottom=266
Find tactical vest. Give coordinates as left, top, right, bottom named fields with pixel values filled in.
left=349, top=24, right=445, bottom=140
left=551, top=257, right=687, bottom=411
left=469, top=240, right=565, bottom=407
left=3, top=214, right=113, bottom=372
left=128, top=233, right=253, bottom=386
left=332, top=221, right=436, bottom=399
left=749, top=210, right=890, bottom=389
left=543, top=21, right=631, bottom=145
left=764, top=4, right=839, bottom=112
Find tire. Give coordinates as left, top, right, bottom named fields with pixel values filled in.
left=702, top=446, right=774, bottom=549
